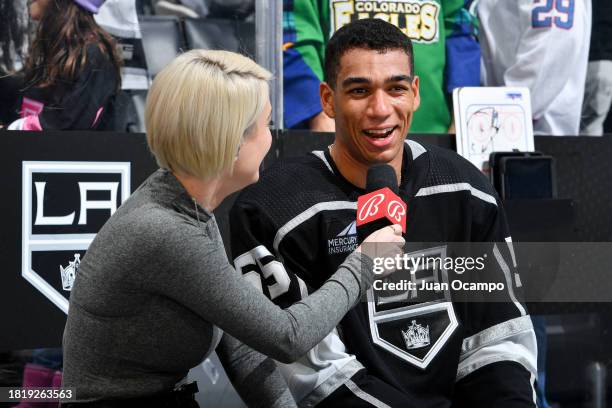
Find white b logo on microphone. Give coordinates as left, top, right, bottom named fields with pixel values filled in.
left=358, top=193, right=385, bottom=222
left=387, top=200, right=406, bottom=222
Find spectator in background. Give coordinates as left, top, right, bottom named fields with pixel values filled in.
left=580, top=0, right=612, bottom=136
left=479, top=2, right=591, bottom=407
left=7, top=0, right=122, bottom=131
left=0, top=0, right=29, bottom=128
left=14, top=349, right=63, bottom=408
left=94, top=0, right=149, bottom=132
left=0, top=0, right=29, bottom=73
left=95, top=0, right=148, bottom=91
left=478, top=0, right=592, bottom=136
left=282, top=0, right=480, bottom=132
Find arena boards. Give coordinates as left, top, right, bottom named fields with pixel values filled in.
left=0, top=130, right=611, bottom=351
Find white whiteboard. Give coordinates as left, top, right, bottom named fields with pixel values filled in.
left=453, top=87, right=534, bottom=171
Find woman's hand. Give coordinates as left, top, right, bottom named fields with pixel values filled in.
left=357, top=224, right=405, bottom=277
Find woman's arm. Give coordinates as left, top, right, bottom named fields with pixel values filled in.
left=150, top=218, right=376, bottom=364
left=217, top=334, right=297, bottom=408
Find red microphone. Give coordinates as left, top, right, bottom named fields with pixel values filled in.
left=356, top=165, right=407, bottom=242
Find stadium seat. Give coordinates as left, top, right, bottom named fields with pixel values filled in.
left=545, top=313, right=609, bottom=405
left=235, top=21, right=255, bottom=58
left=135, top=0, right=155, bottom=15
left=183, top=18, right=238, bottom=52
left=605, top=107, right=612, bottom=134
left=182, top=18, right=254, bottom=58
left=139, top=16, right=185, bottom=78
left=127, top=91, right=147, bottom=134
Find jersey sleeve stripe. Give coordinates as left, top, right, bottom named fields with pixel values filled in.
left=299, top=360, right=364, bottom=407
left=493, top=243, right=527, bottom=316
left=460, top=315, right=534, bottom=355
left=273, top=201, right=357, bottom=252
left=530, top=372, right=538, bottom=406
left=457, top=316, right=537, bottom=381
left=415, top=183, right=498, bottom=206
left=505, top=236, right=518, bottom=268
left=345, top=379, right=393, bottom=408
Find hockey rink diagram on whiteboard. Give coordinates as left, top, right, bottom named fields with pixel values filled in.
left=453, top=87, right=535, bottom=171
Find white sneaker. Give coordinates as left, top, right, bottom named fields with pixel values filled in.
left=154, top=0, right=199, bottom=18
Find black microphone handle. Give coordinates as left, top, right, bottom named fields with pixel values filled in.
left=356, top=217, right=394, bottom=244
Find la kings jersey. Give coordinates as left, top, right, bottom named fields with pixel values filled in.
left=230, top=140, right=537, bottom=407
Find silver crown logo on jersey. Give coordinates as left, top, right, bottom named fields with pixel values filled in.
left=402, top=320, right=431, bottom=350
left=367, top=246, right=458, bottom=369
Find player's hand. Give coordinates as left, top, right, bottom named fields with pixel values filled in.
left=357, top=224, right=405, bottom=277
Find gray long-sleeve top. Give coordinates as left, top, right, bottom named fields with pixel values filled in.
left=62, top=169, right=373, bottom=402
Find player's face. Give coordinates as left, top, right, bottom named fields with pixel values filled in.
left=231, top=100, right=273, bottom=187
left=321, top=48, right=420, bottom=166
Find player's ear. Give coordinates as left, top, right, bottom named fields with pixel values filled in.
left=410, top=75, right=421, bottom=112
left=411, top=76, right=420, bottom=112
left=320, top=82, right=336, bottom=118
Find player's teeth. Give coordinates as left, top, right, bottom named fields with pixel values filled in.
left=365, top=128, right=393, bottom=135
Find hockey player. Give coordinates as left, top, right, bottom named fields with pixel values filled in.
left=283, top=0, right=481, bottom=133
left=219, top=18, right=537, bottom=407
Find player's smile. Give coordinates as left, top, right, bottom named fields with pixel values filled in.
left=362, top=125, right=399, bottom=149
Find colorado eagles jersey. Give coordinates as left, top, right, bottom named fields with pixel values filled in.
left=230, top=140, right=538, bottom=407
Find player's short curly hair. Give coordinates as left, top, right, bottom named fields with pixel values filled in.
left=324, top=18, right=414, bottom=89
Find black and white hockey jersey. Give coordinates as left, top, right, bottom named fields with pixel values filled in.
left=229, top=140, right=538, bottom=407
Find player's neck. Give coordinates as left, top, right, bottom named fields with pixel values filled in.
left=329, top=144, right=403, bottom=189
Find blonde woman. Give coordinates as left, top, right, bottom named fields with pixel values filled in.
left=61, top=50, right=404, bottom=407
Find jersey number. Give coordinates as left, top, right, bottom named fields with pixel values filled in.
left=532, top=0, right=575, bottom=29
left=234, top=245, right=291, bottom=300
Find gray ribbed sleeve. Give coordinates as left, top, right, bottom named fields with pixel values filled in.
left=62, top=170, right=374, bottom=402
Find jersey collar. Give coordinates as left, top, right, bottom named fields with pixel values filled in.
left=320, top=139, right=430, bottom=200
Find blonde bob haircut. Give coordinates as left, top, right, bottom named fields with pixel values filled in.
left=145, top=49, right=271, bottom=179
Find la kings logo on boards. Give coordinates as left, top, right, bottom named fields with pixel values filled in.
left=22, top=161, right=130, bottom=314
left=327, top=220, right=358, bottom=255
left=60, top=253, right=80, bottom=291
left=367, top=245, right=458, bottom=369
